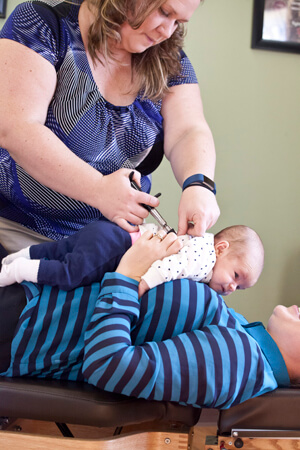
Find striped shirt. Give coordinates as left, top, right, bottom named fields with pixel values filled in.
left=0, top=0, right=198, bottom=239
left=1, top=274, right=288, bottom=409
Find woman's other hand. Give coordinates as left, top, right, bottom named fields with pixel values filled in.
left=177, top=186, right=220, bottom=237
left=116, top=230, right=182, bottom=282
left=97, top=169, right=159, bottom=232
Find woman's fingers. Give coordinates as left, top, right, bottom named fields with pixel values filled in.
left=148, top=230, right=182, bottom=259
left=152, top=230, right=167, bottom=242
left=164, top=234, right=183, bottom=256
left=98, top=169, right=159, bottom=226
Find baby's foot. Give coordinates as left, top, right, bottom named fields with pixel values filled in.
left=0, top=257, right=39, bottom=286
left=2, top=246, right=30, bottom=266
left=0, top=258, right=26, bottom=286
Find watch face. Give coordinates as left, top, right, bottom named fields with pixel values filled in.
left=203, top=176, right=214, bottom=188
left=203, top=176, right=216, bottom=193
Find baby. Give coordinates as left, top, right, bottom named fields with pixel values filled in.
left=138, top=223, right=264, bottom=296
left=0, top=222, right=264, bottom=297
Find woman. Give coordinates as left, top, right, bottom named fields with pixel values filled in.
left=0, top=0, right=219, bottom=252
left=1, top=232, right=298, bottom=408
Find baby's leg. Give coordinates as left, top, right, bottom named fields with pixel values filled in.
left=37, top=221, right=132, bottom=290
left=2, top=246, right=30, bottom=265
left=0, top=258, right=39, bottom=286
left=30, top=236, right=78, bottom=261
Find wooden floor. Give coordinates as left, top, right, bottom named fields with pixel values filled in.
left=2, top=409, right=219, bottom=449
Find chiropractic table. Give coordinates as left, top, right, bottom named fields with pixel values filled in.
left=0, top=379, right=299, bottom=449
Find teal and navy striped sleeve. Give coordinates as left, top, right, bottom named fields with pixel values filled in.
left=82, top=273, right=278, bottom=409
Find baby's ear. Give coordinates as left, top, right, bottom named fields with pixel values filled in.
left=214, top=240, right=229, bottom=256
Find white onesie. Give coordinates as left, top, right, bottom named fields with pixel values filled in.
left=140, top=223, right=216, bottom=290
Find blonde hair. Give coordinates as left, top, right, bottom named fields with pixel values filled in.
left=214, top=225, right=265, bottom=278
left=84, top=0, right=200, bottom=100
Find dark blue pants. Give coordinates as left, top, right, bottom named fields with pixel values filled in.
left=30, top=221, right=132, bottom=291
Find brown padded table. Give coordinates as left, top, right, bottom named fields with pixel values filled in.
left=218, top=388, right=300, bottom=437
left=0, top=377, right=200, bottom=449
left=0, top=376, right=200, bottom=429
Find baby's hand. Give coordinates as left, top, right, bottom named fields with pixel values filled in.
left=138, top=279, right=150, bottom=298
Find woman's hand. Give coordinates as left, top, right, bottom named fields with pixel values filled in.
left=116, top=230, right=182, bottom=282
left=177, top=187, right=220, bottom=237
left=97, top=169, right=160, bottom=233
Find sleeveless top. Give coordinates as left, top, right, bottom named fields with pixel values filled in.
left=0, top=0, right=198, bottom=239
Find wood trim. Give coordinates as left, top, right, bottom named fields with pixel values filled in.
left=0, top=427, right=193, bottom=450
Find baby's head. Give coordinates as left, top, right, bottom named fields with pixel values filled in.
left=208, top=225, right=264, bottom=296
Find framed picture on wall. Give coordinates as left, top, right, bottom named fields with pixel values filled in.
left=252, top=0, right=300, bottom=54
left=0, top=0, right=7, bottom=18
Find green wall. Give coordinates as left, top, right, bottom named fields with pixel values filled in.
left=153, top=0, right=300, bottom=324
left=1, top=0, right=299, bottom=324
left=0, top=0, right=19, bottom=26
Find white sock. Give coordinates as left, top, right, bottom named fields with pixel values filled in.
left=2, top=246, right=31, bottom=265
left=0, top=258, right=39, bottom=286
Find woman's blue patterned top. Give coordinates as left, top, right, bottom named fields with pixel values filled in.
left=0, top=0, right=198, bottom=239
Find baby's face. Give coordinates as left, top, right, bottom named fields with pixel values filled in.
left=208, top=251, right=255, bottom=296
